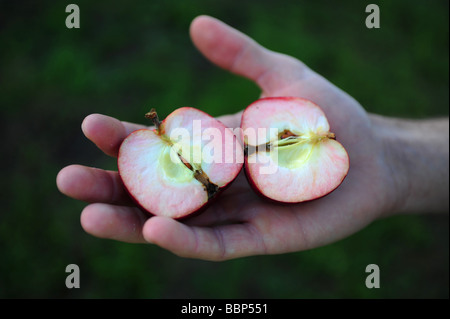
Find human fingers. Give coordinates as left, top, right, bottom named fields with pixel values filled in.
left=142, top=216, right=267, bottom=261
left=82, top=113, right=147, bottom=157
left=190, top=15, right=310, bottom=95
left=81, top=203, right=148, bottom=243
left=56, top=164, right=133, bottom=205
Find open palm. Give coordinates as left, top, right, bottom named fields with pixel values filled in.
left=57, top=16, right=396, bottom=260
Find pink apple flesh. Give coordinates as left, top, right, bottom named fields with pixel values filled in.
left=118, top=107, right=243, bottom=219
left=241, top=97, right=349, bottom=203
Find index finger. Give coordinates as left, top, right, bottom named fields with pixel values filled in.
left=82, top=113, right=147, bottom=157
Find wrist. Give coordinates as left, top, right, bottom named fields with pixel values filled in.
left=370, top=114, right=449, bottom=215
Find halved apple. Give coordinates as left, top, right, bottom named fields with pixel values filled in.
left=118, top=107, right=243, bottom=219
left=241, top=97, right=349, bottom=203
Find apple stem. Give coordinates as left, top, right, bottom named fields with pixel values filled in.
left=145, top=108, right=162, bottom=133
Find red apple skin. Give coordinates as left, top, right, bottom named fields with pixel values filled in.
left=241, top=96, right=350, bottom=204
left=117, top=108, right=244, bottom=220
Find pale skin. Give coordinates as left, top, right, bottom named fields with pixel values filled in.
left=56, top=16, right=449, bottom=261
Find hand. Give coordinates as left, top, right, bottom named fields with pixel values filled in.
left=57, top=15, right=403, bottom=260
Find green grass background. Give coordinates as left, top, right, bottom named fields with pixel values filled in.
left=0, top=0, right=448, bottom=298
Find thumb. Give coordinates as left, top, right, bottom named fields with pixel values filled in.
left=189, top=15, right=309, bottom=95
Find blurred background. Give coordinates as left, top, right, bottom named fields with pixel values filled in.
left=0, top=0, right=448, bottom=298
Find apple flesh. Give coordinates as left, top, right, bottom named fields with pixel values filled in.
left=241, top=97, right=349, bottom=203
left=118, top=107, right=243, bottom=219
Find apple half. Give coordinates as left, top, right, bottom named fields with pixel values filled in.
left=241, top=97, right=349, bottom=203
left=118, top=107, right=243, bottom=219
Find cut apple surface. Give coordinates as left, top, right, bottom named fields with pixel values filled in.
left=241, top=97, right=349, bottom=203
left=118, top=107, right=243, bottom=219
